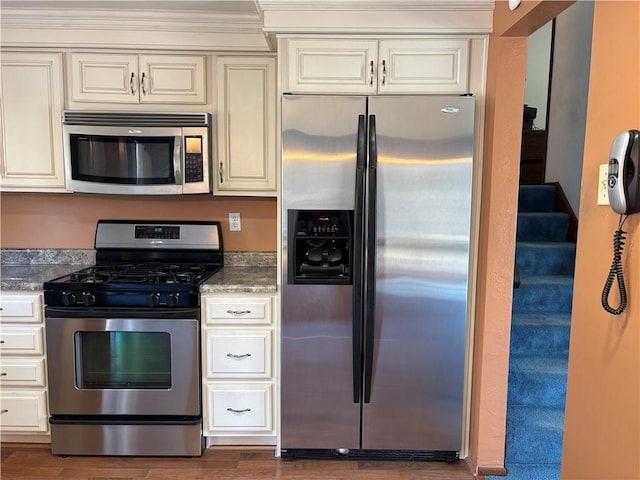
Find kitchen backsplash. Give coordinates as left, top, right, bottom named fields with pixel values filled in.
left=1, top=249, right=276, bottom=267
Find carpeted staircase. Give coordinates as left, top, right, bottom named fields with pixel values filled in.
left=487, top=184, right=575, bottom=480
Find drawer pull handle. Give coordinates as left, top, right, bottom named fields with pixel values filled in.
left=226, top=407, right=251, bottom=414
left=0, top=372, right=7, bottom=376
left=0, top=340, right=4, bottom=344
left=1, top=409, right=8, bottom=414
left=226, top=353, right=252, bottom=359
left=226, top=310, right=251, bottom=316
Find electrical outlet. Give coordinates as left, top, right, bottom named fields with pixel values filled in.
left=229, top=212, right=241, bottom=231
left=598, top=164, right=609, bottom=205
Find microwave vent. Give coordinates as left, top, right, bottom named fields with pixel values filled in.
left=63, top=111, right=210, bottom=127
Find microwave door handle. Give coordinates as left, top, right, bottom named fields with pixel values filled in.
left=174, top=139, right=183, bottom=184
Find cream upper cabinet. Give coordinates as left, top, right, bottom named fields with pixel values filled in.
left=285, top=38, right=470, bottom=95
left=69, top=53, right=206, bottom=104
left=215, top=56, right=277, bottom=196
left=0, top=52, right=66, bottom=192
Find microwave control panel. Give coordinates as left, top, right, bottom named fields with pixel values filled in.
left=184, top=136, right=204, bottom=183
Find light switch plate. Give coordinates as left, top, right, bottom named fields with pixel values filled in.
left=598, top=164, right=609, bottom=205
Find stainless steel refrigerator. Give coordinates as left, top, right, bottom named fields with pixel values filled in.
left=280, top=94, right=475, bottom=459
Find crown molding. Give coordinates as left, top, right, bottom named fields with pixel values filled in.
left=0, top=7, right=273, bottom=51
left=257, top=0, right=495, bottom=11
left=257, top=0, right=494, bottom=35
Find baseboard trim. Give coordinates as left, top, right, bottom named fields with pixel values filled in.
left=477, top=466, right=508, bottom=477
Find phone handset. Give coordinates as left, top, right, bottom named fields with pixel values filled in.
left=602, top=129, right=640, bottom=315
left=608, top=130, right=640, bottom=215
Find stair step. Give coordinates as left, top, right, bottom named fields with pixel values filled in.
left=518, top=185, right=557, bottom=213
left=516, top=241, right=576, bottom=276
left=510, top=313, right=571, bottom=357
left=516, top=213, right=570, bottom=242
left=486, top=463, right=561, bottom=480
left=512, top=275, right=574, bottom=314
left=508, top=357, right=568, bottom=407
left=505, top=406, right=564, bottom=464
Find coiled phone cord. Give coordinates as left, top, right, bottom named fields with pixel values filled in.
left=601, top=214, right=629, bottom=315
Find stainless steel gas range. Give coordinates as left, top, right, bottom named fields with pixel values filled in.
left=43, top=220, right=223, bottom=456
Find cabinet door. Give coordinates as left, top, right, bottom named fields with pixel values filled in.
left=216, top=57, right=276, bottom=196
left=205, top=330, right=272, bottom=379
left=285, top=39, right=378, bottom=94
left=0, top=293, right=43, bottom=323
left=378, top=39, right=470, bottom=94
left=69, top=53, right=139, bottom=103
left=0, top=52, right=66, bottom=191
left=0, top=390, right=49, bottom=432
left=204, top=383, right=273, bottom=433
left=138, top=55, right=206, bottom=104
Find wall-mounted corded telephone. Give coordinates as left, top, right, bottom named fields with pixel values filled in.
left=602, top=129, right=640, bottom=315
left=608, top=129, right=640, bottom=215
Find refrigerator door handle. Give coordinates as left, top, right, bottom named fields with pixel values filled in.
left=363, top=114, right=377, bottom=404
left=352, top=114, right=367, bottom=404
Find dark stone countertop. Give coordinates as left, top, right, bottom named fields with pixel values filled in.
left=0, top=249, right=277, bottom=294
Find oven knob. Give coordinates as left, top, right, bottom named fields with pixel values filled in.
left=82, top=292, right=96, bottom=307
left=62, top=292, right=77, bottom=306
left=166, top=293, right=180, bottom=307
left=147, top=293, right=160, bottom=307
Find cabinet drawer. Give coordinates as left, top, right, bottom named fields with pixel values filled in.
left=205, top=330, right=271, bottom=379
left=0, top=326, right=45, bottom=355
left=0, top=390, right=49, bottom=432
left=205, top=384, right=272, bottom=432
left=0, top=294, right=42, bottom=323
left=0, top=358, right=46, bottom=386
left=205, top=297, right=272, bottom=325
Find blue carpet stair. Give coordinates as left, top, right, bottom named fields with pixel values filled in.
left=486, top=185, right=574, bottom=480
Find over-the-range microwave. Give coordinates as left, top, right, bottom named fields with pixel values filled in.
left=63, top=111, right=211, bottom=195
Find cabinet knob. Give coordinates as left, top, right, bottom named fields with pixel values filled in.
left=1, top=409, right=8, bottom=414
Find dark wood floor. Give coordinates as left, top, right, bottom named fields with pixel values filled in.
left=1, top=443, right=481, bottom=480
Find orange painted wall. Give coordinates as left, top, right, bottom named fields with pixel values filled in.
left=0, top=193, right=277, bottom=251
left=561, top=2, right=640, bottom=478
left=468, top=1, right=573, bottom=472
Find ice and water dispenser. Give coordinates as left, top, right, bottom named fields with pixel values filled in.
left=287, top=210, right=353, bottom=284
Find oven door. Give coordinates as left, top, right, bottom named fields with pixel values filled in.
left=46, top=308, right=200, bottom=416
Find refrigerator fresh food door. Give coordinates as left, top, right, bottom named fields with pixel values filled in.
left=361, top=95, right=475, bottom=451
left=281, top=95, right=366, bottom=449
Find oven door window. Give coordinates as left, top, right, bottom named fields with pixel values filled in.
left=69, top=134, right=176, bottom=185
left=75, top=331, right=171, bottom=389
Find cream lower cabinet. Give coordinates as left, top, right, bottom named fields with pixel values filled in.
left=0, top=52, right=66, bottom=192
left=215, top=56, right=277, bottom=196
left=284, top=37, right=470, bottom=95
left=0, top=292, right=49, bottom=436
left=202, top=293, right=276, bottom=445
left=68, top=52, right=206, bottom=104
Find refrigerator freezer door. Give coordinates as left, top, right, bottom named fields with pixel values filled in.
left=281, top=95, right=366, bottom=449
left=361, top=96, right=475, bottom=451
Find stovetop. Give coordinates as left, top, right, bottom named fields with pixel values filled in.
left=44, top=220, right=223, bottom=309
left=64, top=263, right=218, bottom=286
